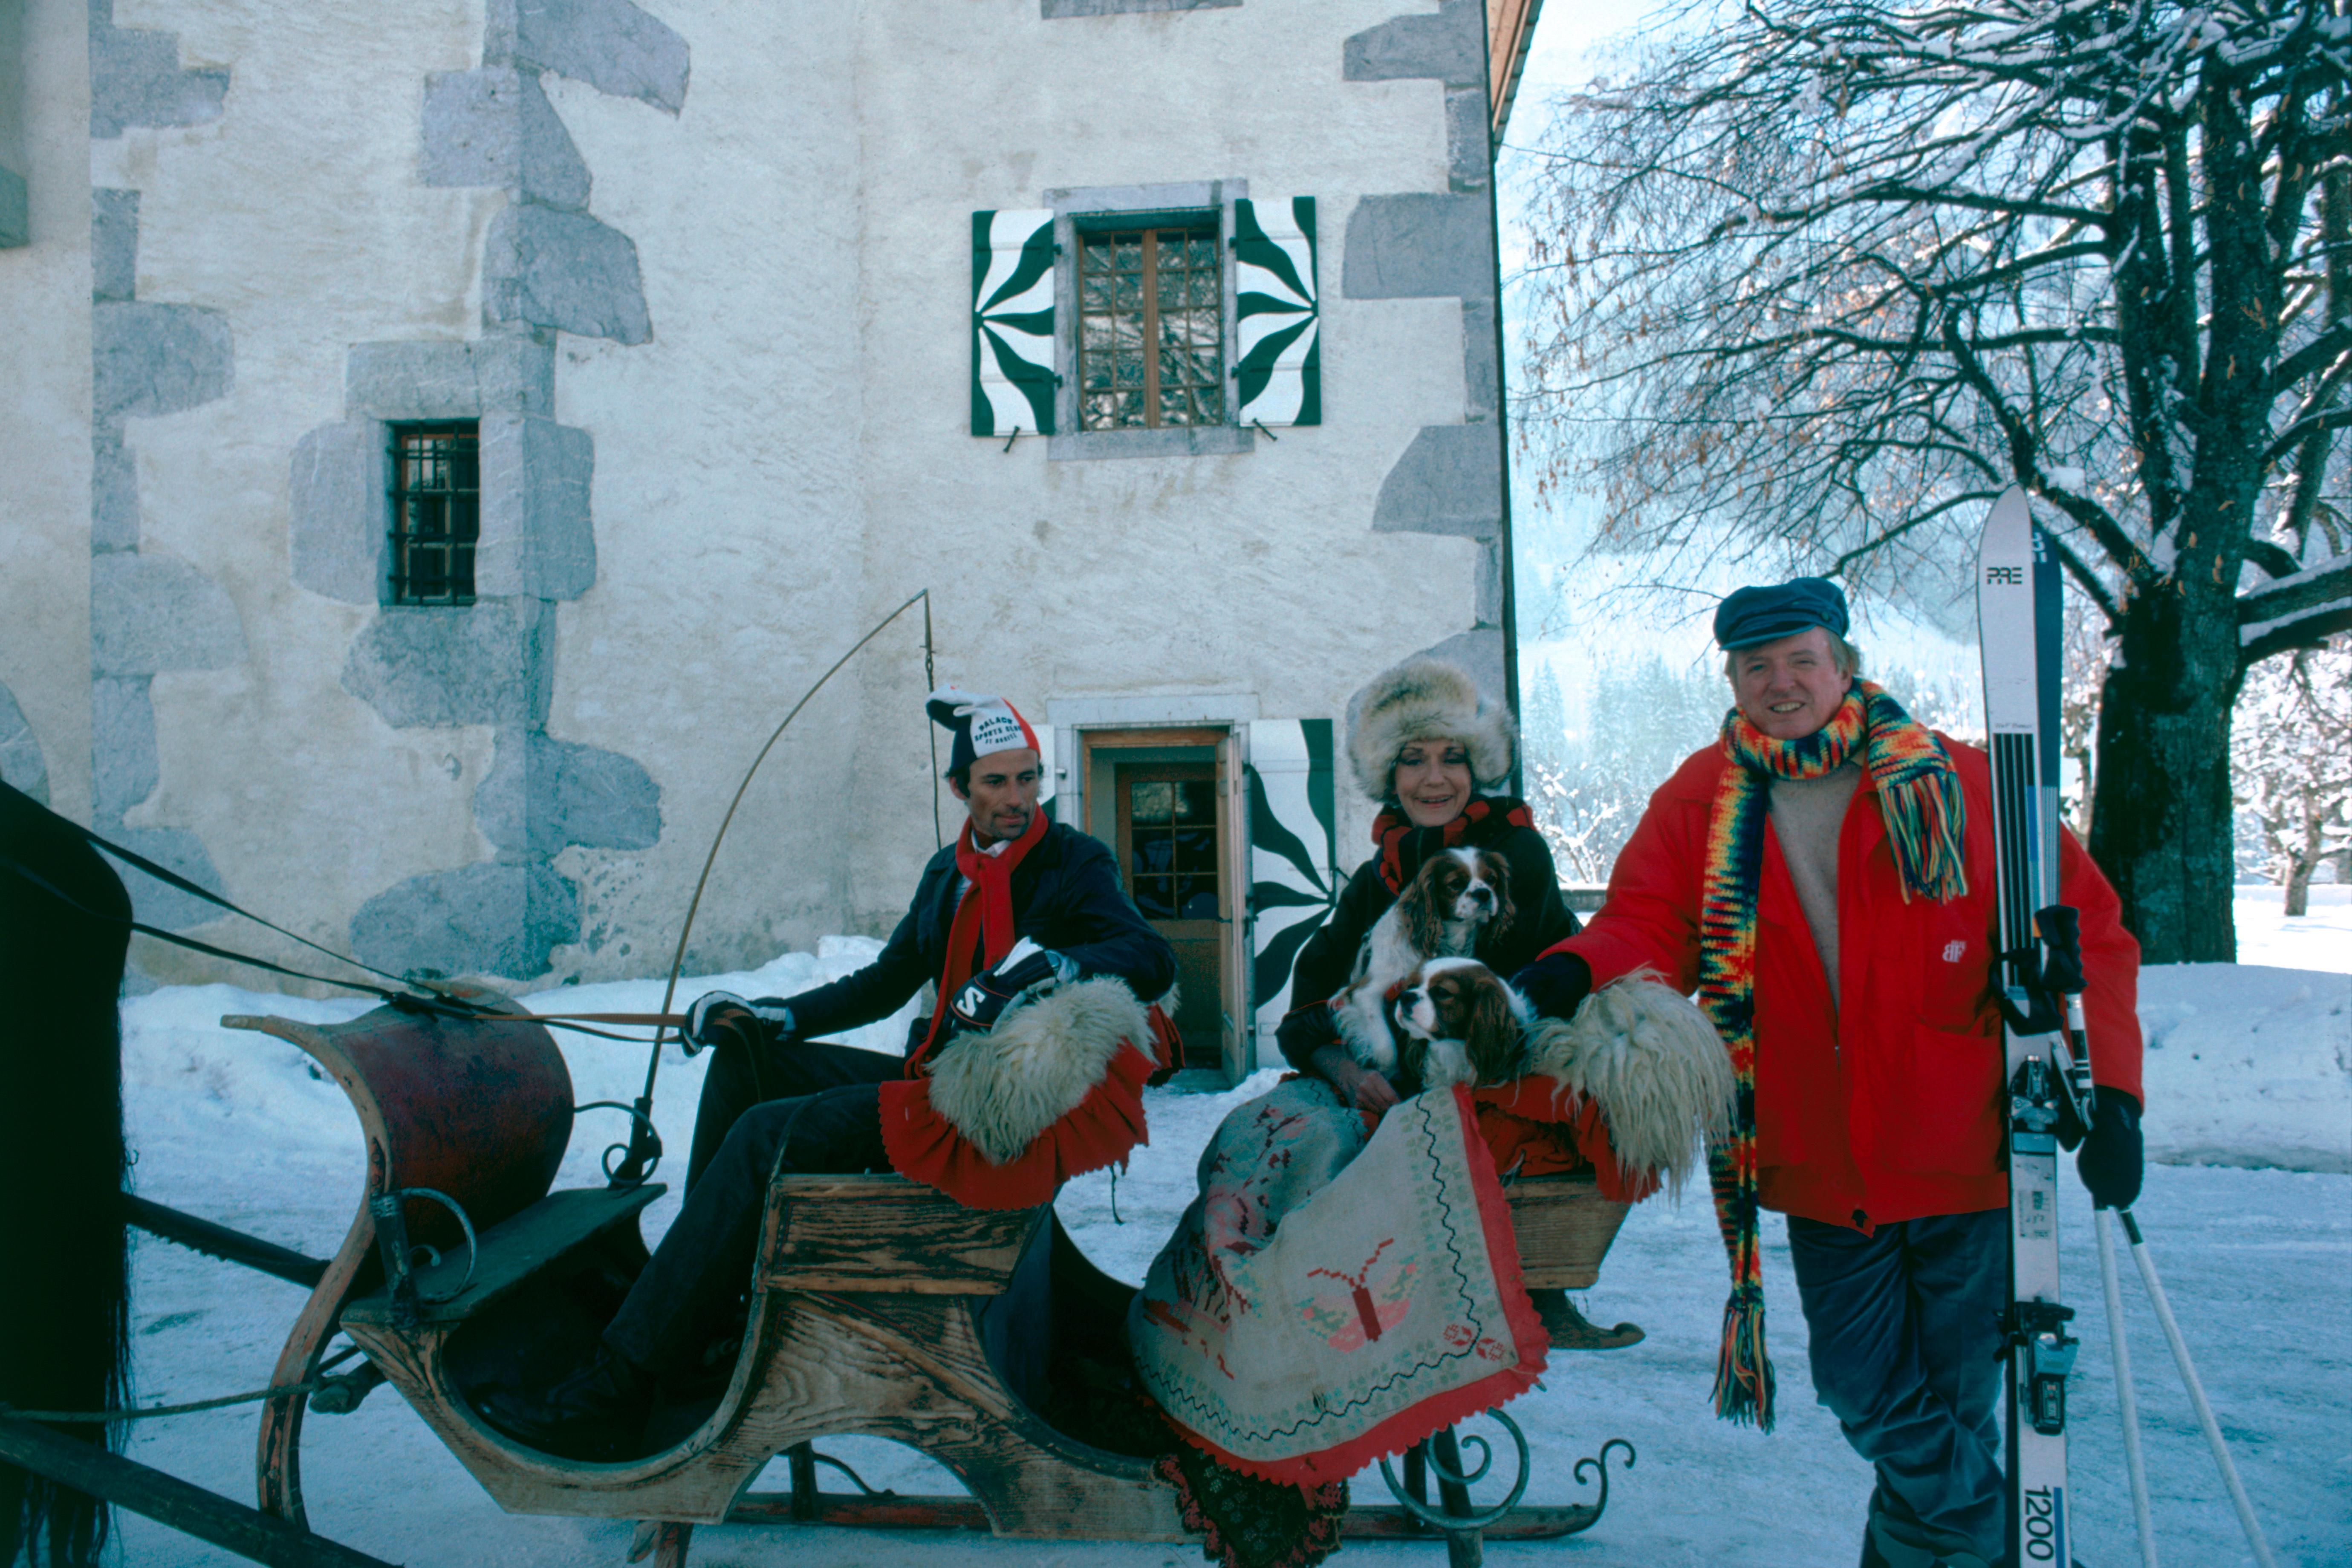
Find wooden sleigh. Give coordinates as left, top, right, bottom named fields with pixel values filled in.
left=182, top=991, right=1640, bottom=1567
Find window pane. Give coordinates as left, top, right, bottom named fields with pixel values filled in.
left=1131, top=782, right=1174, bottom=823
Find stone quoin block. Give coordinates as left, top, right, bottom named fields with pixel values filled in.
left=1342, top=0, right=1485, bottom=89
left=0, top=682, right=50, bottom=805
left=1446, top=87, right=1491, bottom=193
left=474, top=728, right=662, bottom=859
left=89, top=552, right=246, bottom=678
left=92, top=190, right=140, bottom=301
left=91, top=429, right=139, bottom=552
left=89, top=0, right=229, bottom=139
left=289, top=420, right=390, bottom=605
left=484, top=0, right=689, bottom=116
left=350, top=861, right=582, bottom=979
left=341, top=599, right=555, bottom=731
left=421, top=68, right=591, bottom=211
left=1460, top=298, right=1498, bottom=422
left=485, top=203, right=651, bottom=345
left=344, top=335, right=556, bottom=422
left=1371, top=423, right=1503, bottom=540
left=91, top=675, right=158, bottom=824
left=92, top=300, right=233, bottom=423
left=475, top=415, right=595, bottom=601
left=1341, top=193, right=1493, bottom=302
left=105, top=824, right=229, bottom=932
left=0, top=168, right=24, bottom=251
left=1042, top=0, right=1239, bottom=16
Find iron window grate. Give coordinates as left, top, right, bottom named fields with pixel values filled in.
left=388, top=424, right=480, bottom=606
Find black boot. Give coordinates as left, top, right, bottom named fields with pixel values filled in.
left=475, top=1345, right=654, bottom=1461
left=1530, top=1289, right=1645, bottom=1350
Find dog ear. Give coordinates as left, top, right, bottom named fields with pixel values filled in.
left=1477, top=851, right=1515, bottom=951
left=1464, top=973, right=1524, bottom=1084
left=1401, top=872, right=1445, bottom=957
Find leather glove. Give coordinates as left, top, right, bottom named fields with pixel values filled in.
left=1512, top=950, right=1593, bottom=1022
left=679, top=990, right=796, bottom=1056
left=2076, top=1085, right=2143, bottom=1210
left=946, top=939, right=1071, bottom=1037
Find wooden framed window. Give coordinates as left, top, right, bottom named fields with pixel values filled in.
left=1077, top=225, right=1225, bottom=431
left=388, top=423, right=480, bottom=606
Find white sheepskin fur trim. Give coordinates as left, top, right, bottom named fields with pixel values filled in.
left=1521, top=973, right=1736, bottom=1196
left=922, top=976, right=1148, bottom=1164
left=1346, top=657, right=1517, bottom=801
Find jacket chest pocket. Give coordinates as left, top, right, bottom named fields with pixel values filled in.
left=1911, top=905, right=1994, bottom=1032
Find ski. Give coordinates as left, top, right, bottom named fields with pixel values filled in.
left=1977, top=486, right=2080, bottom=1566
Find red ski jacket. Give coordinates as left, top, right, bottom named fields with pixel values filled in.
left=1548, top=736, right=2143, bottom=1232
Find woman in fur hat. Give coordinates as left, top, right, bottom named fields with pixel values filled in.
left=1273, top=656, right=1578, bottom=1100
left=1266, top=659, right=1636, bottom=1350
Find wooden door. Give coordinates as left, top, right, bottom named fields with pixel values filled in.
left=1115, top=764, right=1224, bottom=1069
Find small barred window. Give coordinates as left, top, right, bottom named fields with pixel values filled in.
left=389, top=424, right=480, bottom=606
left=1077, top=225, right=1225, bottom=431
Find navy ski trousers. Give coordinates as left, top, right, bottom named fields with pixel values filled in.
left=602, top=1036, right=898, bottom=1374
left=1786, top=1206, right=2008, bottom=1560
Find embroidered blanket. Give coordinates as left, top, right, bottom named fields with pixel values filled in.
left=1128, top=1077, right=1546, bottom=1486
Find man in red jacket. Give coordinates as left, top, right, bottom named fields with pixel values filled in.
left=1514, top=579, right=2144, bottom=1568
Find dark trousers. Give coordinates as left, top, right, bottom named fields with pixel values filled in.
left=1786, top=1207, right=2008, bottom=1559
left=603, top=1037, right=899, bottom=1373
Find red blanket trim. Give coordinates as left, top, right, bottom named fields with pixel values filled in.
left=878, top=1040, right=1156, bottom=1210
left=1164, top=1089, right=1551, bottom=1488
left=1469, top=1077, right=1660, bottom=1204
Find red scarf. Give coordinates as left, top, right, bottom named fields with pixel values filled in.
left=907, top=808, right=1049, bottom=1072
left=1371, top=796, right=1533, bottom=895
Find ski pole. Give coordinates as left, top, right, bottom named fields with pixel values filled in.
left=2095, top=1207, right=2158, bottom=1568
left=2116, top=1208, right=2279, bottom=1568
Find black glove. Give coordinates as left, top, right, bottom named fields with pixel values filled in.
left=1512, top=951, right=1593, bottom=1022
left=2076, top=1085, right=2143, bottom=1210
left=946, top=943, right=1068, bottom=1037
left=1275, top=999, right=1344, bottom=1071
left=679, top=990, right=796, bottom=1056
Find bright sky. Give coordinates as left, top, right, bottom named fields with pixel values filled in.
left=1496, top=0, right=1984, bottom=729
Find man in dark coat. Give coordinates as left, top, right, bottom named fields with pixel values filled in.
left=483, top=690, right=1174, bottom=1457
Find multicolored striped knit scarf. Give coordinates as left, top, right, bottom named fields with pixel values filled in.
left=1699, top=680, right=1968, bottom=1431
left=1370, top=795, right=1533, bottom=895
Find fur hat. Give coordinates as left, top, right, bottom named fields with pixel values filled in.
left=1346, top=658, right=1516, bottom=801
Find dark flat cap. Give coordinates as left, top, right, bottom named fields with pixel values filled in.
left=1713, top=577, right=1850, bottom=650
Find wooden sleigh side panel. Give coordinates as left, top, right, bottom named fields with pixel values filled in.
left=221, top=986, right=574, bottom=1528
left=346, top=1172, right=1188, bottom=1539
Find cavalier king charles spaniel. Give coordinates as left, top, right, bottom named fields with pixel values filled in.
left=1392, top=956, right=1527, bottom=1089
left=1332, top=846, right=1515, bottom=1079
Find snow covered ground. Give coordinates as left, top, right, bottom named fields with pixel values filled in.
left=103, top=902, right=2349, bottom=1568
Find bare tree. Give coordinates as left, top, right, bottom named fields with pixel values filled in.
left=1515, top=0, right=2352, bottom=961
left=2231, top=636, right=2352, bottom=913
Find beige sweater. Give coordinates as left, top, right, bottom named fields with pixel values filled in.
left=1769, top=763, right=1861, bottom=1006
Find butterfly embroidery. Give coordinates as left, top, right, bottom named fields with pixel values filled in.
left=1297, top=1239, right=1416, bottom=1351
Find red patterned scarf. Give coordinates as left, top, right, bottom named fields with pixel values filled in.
left=907, top=808, right=1049, bottom=1072
left=1370, top=796, right=1534, bottom=895
left=1699, top=680, right=1967, bottom=1431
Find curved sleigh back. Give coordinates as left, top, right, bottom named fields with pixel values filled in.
left=222, top=985, right=573, bottom=1524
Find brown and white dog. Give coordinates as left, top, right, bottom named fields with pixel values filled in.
left=1392, top=956, right=1528, bottom=1089
left=1332, top=846, right=1514, bottom=1078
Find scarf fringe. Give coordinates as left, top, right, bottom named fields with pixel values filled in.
left=1711, top=1285, right=1775, bottom=1432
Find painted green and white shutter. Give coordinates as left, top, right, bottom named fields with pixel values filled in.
left=1245, top=717, right=1339, bottom=1045
left=1232, top=197, right=1320, bottom=427
left=971, top=209, right=1057, bottom=437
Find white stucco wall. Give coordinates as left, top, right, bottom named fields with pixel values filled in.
left=19, top=0, right=1503, bottom=994
left=0, top=0, right=92, bottom=820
